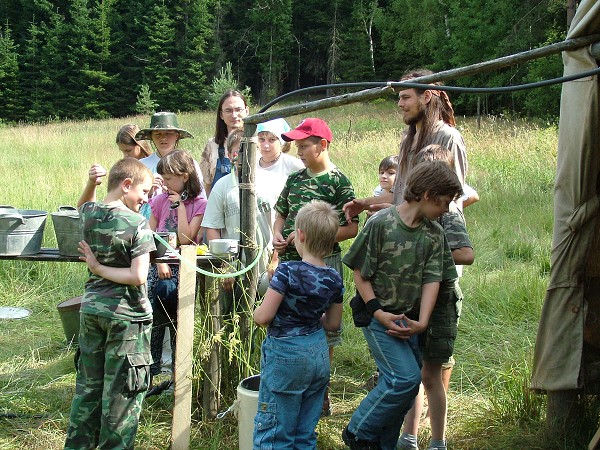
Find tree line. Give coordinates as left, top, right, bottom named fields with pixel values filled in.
left=0, top=0, right=566, bottom=123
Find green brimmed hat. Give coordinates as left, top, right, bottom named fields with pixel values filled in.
left=135, top=112, right=194, bottom=140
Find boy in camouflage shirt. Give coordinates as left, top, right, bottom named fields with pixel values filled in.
left=273, top=117, right=359, bottom=415
left=342, top=161, right=462, bottom=450
left=399, top=146, right=474, bottom=450
left=65, top=158, right=155, bottom=450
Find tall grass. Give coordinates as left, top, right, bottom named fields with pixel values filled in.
left=0, top=102, right=590, bottom=449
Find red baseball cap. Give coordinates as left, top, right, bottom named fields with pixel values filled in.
left=282, top=118, right=333, bottom=142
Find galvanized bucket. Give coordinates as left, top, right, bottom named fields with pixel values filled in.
left=0, top=206, right=47, bottom=256
left=51, top=206, right=82, bottom=257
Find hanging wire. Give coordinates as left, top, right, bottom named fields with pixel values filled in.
left=258, top=67, right=600, bottom=113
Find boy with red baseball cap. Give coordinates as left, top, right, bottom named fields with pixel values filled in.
left=272, top=117, right=359, bottom=416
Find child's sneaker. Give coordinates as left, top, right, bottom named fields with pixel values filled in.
left=342, top=426, right=378, bottom=450
left=397, top=433, right=419, bottom=450
left=426, top=439, right=447, bottom=450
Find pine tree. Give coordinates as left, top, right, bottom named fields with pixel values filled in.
left=140, top=1, right=177, bottom=111
left=172, top=0, right=213, bottom=111
left=0, top=24, right=20, bottom=122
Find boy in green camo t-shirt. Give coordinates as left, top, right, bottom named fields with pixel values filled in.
left=341, top=161, right=462, bottom=450
left=273, top=117, right=359, bottom=415
left=65, top=158, right=155, bottom=450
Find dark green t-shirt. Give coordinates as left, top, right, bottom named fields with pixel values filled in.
left=79, top=202, right=155, bottom=321
left=275, top=167, right=358, bottom=261
left=343, top=206, right=445, bottom=314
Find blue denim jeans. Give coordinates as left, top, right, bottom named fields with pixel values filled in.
left=253, top=329, right=330, bottom=450
left=348, top=318, right=422, bottom=450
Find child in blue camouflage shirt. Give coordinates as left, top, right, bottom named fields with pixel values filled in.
left=253, top=201, right=344, bottom=449
left=65, top=158, right=155, bottom=450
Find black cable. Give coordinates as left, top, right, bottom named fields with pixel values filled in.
left=258, top=67, right=600, bottom=113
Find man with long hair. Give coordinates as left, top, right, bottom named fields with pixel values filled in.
left=344, top=69, right=467, bottom=217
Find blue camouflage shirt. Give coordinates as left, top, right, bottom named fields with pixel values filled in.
left=267, top=261, right=344, bottom=338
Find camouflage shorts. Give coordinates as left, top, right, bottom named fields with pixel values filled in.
left=419, top=290, right=461, bottom=364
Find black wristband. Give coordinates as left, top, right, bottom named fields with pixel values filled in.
left=365, top=298, right=383, bottom=315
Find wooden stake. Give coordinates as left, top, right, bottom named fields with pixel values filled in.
left=590, top=425, right=600, bottom=450
left=171, top=245, right=197, bottom=450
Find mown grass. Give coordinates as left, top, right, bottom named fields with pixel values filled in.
left=0, top=101, right=594, bottom=449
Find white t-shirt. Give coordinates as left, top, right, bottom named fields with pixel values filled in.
left=201, top=170, right=280, bottom=255
left=257, top=153, right=304, bottom=178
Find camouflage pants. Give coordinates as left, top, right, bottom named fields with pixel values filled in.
left=64, top=313, right=152, bottom=450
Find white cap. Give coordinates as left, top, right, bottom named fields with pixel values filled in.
left=256, top=118, right=291, bottom=145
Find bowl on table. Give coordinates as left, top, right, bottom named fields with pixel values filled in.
left=208, top=238, right=238, bottom=256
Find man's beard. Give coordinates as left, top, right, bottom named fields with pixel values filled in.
left=404, top=104, right=425, bottom=126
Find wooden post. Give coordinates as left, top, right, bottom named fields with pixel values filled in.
left=170, top=245, right=197, bottom=450
left=545, top=390, right=582, bottom=444
left=240, top=124, right=259, bottom=380
left=202, top=270, right=222, bottom=419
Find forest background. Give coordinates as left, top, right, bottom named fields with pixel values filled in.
left=0, top=0, right=567, bottom=124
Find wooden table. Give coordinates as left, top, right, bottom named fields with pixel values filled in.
left=0, top=246, right=227, bottom=450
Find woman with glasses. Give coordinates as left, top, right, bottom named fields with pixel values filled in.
left=200, top=90, right=249, bottom=197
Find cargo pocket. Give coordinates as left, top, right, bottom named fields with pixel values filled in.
left=253, top=402, right=277, bottom=450
left=125, top=352, right=152, bottom=394
left=425, top=324, right=458, bottom=360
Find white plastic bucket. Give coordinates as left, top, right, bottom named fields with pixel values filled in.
left=237, top=374, right=259, bottom=450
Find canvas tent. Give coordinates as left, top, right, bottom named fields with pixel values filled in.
left=531, top=0, right=600, bottom=392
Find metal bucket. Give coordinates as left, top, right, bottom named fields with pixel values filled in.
left=51, top=206, right=82, bottom=257
left=0, top=206, right=47, bottom=256
left=57, top=295, right=82, bottom=344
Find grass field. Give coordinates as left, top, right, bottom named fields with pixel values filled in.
left=0, top=101, right=594, bottom=449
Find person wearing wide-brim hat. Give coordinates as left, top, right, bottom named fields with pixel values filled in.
left=137, top=111, right=194, bottom=171
left=137, top=112, right=205, bottom=214
left=136, top=111, right=193, bottom=155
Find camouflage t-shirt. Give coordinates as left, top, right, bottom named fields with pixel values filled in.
left=439, top=207, right=472, bottom=292
left=342, top=206, right=445, bottom=314
left=267, top=261, right=343, bottom=338
left=79, top=202, right=155, bottom=321
left=275, top=167, right=358, bottom=261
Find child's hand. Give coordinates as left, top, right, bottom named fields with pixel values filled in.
left=373, top=310, right=411, bottom=339
left=286, top=231, right=296, bottom=248
left=157, top=262, right=172, bottom=279
left=78, top=240, right=100, bottom=273
left=151, top=174, right=164, bottom=196
left=378, top=312, right=425, bottom=339
left=272, top=232, right=287, bottom=254
left=167, top=190, right=183, bottom=207
left=88, top=164, right=107, bottom=186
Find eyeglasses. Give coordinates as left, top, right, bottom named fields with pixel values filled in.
left=222, top=107, right=246, bottom=115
